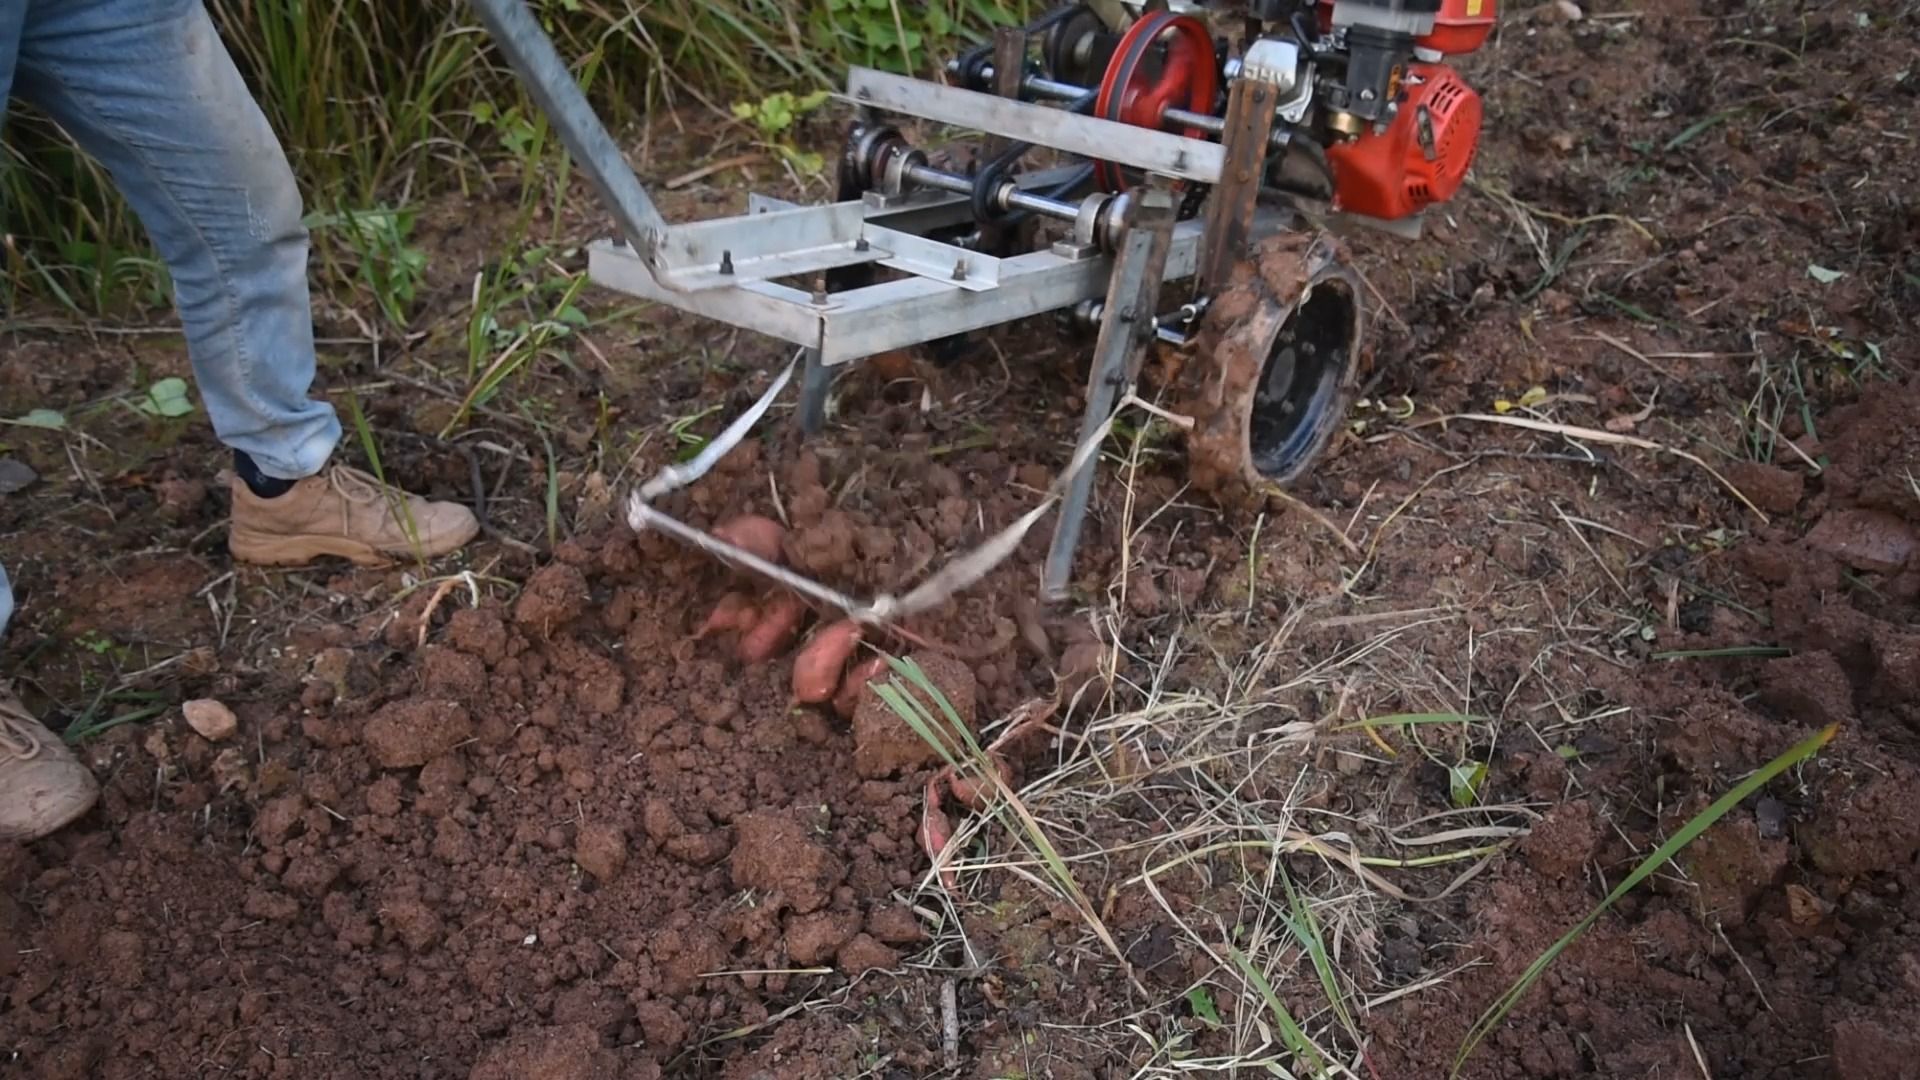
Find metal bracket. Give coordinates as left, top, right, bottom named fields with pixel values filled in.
left=1042, top=181, right=1179, bottom=601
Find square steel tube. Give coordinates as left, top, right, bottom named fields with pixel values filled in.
left=844, top=68, right=1225, bottom=186
left=586, top=219, right=1205, bottom=365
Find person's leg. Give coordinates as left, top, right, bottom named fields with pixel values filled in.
left=3, top=3, right=101, bottom=845
left=0, top=560, right=100, bottom=842
left=13, top=0, right=336, bottom=480
left=13, top=0, right=477, bottom=564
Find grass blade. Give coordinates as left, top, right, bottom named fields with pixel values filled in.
left=1228, top=945, right=1326, bottom=1078
left=1451, top=722, right=1838, bottom=1076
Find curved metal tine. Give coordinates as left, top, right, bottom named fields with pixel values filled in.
left=638, top=350, right=801, bottom=501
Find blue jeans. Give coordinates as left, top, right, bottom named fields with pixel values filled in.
left=1, top=0, right=340, bottom=639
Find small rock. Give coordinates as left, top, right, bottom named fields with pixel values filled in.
left=574, top=823, right=628, bottom=882
left=0, top=457, right=37, bottom=497
left=1548, top=0, right=1583, bottom=21
left=1806, top=509, right=1917, bottom=574
left=183, top=699, right=238, bottom=741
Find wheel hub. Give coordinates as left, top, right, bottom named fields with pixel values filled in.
left=1179, top=232, right=1365, bottom=497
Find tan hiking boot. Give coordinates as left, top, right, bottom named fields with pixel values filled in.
left=228, top=465, right=480, bottom=567
left=0, top=688, right=99, bottom=843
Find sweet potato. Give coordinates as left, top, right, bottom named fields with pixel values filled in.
left=693, top=591, right=757, bottom=639
left=791, top=619, right=863, bottom=704
left=831, top=654, right=891, bottom=719
left=736, top=591, right=805, bottom=664
left=946, top=753, right=1015, bottom=812
left=711, top=514, right=787, bottom=566
left=919, top=798, right=957, bottom=890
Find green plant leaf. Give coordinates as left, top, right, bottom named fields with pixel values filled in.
left=9, top=408, right=67, bottom=430
left=1185, top=987, right=1222, bottom=1029
left=139, top=377, right=195, bottom=418
left=1448, top=761, right=1488, bottom=808
left=1337, top=711, right=1487, bottom=732
left=1228, top=946, right=1325, bottom=1077
left=1452, top=723, right=1840, bottom=1076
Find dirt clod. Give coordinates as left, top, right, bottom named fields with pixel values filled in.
left=851, top=652, right=976, bottom=779
left=574, top=822, right=629, bottom=882
left=362, top=699, right=473, bottom=768
left=732, top=811, right=845, bottom=915
left=835, top=933, right=900, bottom=974
left=1807, top=509, right=1917, bottom=574
left=785, top=909, right=862, bottom=965
left=514, top=563, right=591, bottom=632
left=467, top=1023, right=625, bottom=1080
left=1725, top=460, right=1805, bottom=515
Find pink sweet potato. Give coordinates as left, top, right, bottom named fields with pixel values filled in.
left=693, top=591, right=757, bottom=639
left=919, top=798, right=957, bottom=890
left=711, top=514, right=787, bottom=566
left=832, top=654, right=891, bottom=719
left=946, top=754, right=1015, bottom=812
left=791, top=620, right=863, bottom=704
left=736, top=592, right=805, bottom=664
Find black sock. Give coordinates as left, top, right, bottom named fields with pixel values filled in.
left=233, top=450, right=296, bottom=499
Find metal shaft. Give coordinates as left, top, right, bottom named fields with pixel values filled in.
left=901, top=162, right=1083, bottom=224
left=466, top=0, right=667, bottom=263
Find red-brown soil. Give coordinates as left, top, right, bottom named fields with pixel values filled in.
left=4, top=2, right=1919, bottom=1078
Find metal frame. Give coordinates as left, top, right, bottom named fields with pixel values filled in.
left=465, top=0, right=1282, bottom=601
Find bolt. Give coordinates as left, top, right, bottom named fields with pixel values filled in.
left=718, top=251, right=735, bottom=275
left=951, top=259, right=968, bottom=281
left=854, top=237, right=870, bottom=252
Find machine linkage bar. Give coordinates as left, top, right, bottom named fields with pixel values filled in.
left=844, top=68, right=1226, bottom=186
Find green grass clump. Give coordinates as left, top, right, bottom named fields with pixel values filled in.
left=2, top=0, right=1028, bottom=319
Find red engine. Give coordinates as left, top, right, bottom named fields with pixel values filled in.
left=1324, top=62, right=1483, bottom=221
left=1315, top=0, right=1498, bottom=55
left=1315, top=0, right=1494, bottom=221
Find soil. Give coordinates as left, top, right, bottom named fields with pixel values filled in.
left=5, top=2, right=1920, bottom=1078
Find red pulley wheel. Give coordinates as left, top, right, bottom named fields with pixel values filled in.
left=1092, top=12, right=1219, bottom=193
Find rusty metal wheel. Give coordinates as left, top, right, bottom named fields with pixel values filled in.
left=1179, top=231, right=1365, bottom=500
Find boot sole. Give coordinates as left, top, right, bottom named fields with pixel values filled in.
left=229, top=521, right=481, bottom=568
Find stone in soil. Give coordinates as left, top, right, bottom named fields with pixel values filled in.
left=182, top=699, right=237, bottom=741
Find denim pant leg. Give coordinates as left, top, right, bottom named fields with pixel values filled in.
left=0, top=564, right=12, bottom=642
left=11, top=0, right=339, bottom=480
